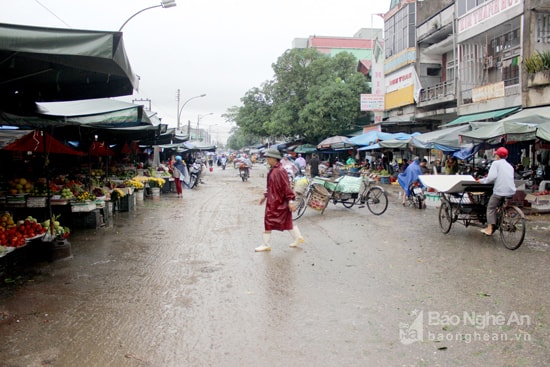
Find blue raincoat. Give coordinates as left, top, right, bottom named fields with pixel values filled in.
left=397, top=159, right=423, bottom=197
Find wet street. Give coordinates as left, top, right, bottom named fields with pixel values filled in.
left=1, top=165, right=550, bottom=367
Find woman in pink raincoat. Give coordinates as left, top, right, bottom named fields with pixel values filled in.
left=255, top=148, right=305, bottom=252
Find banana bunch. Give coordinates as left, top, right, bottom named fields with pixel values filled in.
left=75, top=191, right=95, bottom=202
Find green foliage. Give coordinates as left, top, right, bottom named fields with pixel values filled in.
left=523, top=50, right=550, bottom=73
left=225, top=48, right=369, bottom=146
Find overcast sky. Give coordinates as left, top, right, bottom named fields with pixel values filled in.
left=0, top=0, right=390, bottom=143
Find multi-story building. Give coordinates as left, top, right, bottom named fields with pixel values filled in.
left=383, top=0, right=433, bottom=133
left=413, top=0, right=550, bottom=131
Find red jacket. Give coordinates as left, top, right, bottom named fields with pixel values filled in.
left=264, top=162, right=296, bottom=231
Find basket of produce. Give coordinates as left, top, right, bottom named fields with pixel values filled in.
left=307, top=184, right=330, bottom=211
left=293, top=176, right=309, bottom=195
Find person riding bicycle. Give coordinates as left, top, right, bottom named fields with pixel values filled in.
left=479, top=147, right=516, bottom=236
left=397, top=157, right=427, bottom=205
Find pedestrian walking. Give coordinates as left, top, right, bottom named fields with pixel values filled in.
left=172, top=155, right=185, bottom=198
left=479, top=147, right=516, bottom=236
left=255, top=148, right=304, bottom=252
left=309, top=153, right=320, bottom=178
left=295, top=154, right=306, bottom=174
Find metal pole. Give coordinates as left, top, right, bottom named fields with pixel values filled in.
left=118, top=1, right=176, bottom=31
left=119, top=5, right=161, bottom=31
left=177, top=93, right=206, bottom=134
left=176, top=89, right=181, bottom=131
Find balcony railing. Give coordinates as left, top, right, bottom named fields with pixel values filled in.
left=461, top=78, right=520, bottom=105
left=419, top=80, right=455, bottom=103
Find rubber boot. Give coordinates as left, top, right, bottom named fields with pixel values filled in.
left=289, top=225, right=305, bottom=247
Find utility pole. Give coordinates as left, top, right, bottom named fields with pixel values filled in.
left=176, top=89, right=181, bottom=131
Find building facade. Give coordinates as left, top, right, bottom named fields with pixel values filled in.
left=410, top=0, right=550, bottom=131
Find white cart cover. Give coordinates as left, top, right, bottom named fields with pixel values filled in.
left=418, top=175, right=478, bottom=193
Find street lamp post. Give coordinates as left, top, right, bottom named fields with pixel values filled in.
left=197, top=113, right=214, bottom=141
left=119, top=0, right=176, bottom=31
left=176, top=92, right=206, bottom=133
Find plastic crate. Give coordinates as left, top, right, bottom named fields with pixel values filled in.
left=71, top=209, right=101, bottom=229
left=114, top=193, right=135, bottom=212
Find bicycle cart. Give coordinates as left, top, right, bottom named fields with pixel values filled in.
left=293, top=174, right=388, bottom=220
left=419, top=175, right=526, bottom=250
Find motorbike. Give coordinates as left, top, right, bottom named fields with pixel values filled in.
left=221, top=158, right=227, bottom=170
left=187, top=161, right=202, bottom=189
left=515, top=165, right=544, bottom=190
left=239, top=164, right=250, bottom=182
left=405, top=181, right=425, bottom=209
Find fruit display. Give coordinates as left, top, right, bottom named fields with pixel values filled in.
left=29, top=181, right=49, bottom=196
left=7, top=178, right=33, bottom=195
left=75, top=191, right=95, bottom=202
left=0, top=214, right=47, bottom=248
left=42, top=214, right=70, bottom=240
left=60, top=187, right=75, bottom=199
left=91, top=169, right=105, bottom=177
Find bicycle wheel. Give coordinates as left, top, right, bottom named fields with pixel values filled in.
left=498, top=206, right=526, bottom=250
left=438, top=201, right=453, bottom=234
left=341, top=197, right=356, bottom=208
left=365, top=187, right=388, bottom=215
left=293, top=194, right=308, bottom=220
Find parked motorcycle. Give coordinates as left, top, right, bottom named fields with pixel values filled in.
left=515, top=165, right=544, bottom=190
left=187, top=161, right=202, bottom=189
left=405, top=181, right=425, bottom=209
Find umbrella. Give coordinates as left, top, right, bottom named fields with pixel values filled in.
left=0, top=23, right=138, bottom=113
left=3, top=130, right=85, bottom=155
left=317, top=136, right=355, bottom=150
left=89, top=142, right=115, bottom=156
left=120, top=142, right=139, bottom=154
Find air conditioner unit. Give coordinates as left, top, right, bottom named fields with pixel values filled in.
left=486, top=56, right=494, bottom=68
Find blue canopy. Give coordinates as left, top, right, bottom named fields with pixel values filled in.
left=351, top=131, right=419, bottom=147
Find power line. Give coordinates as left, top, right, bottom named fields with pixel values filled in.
left=33, top=0, right=72, bottom=28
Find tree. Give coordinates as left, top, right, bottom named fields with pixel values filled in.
left=226, top=48, right=369, bottom=144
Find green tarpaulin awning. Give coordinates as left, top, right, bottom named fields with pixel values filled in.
left=0, top=22, right=138, bottom=114
left=441, top=107, right=520, bottom=127
left=499, top=105, right=550, bottom=125
left=459, top=121, right=537, bottom=145
left=294, top=144, right=317, bottom=153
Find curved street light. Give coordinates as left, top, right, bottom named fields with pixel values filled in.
left=119, top=0, right=176, bottom=31
left=176, top=92, right=206, bottom=133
